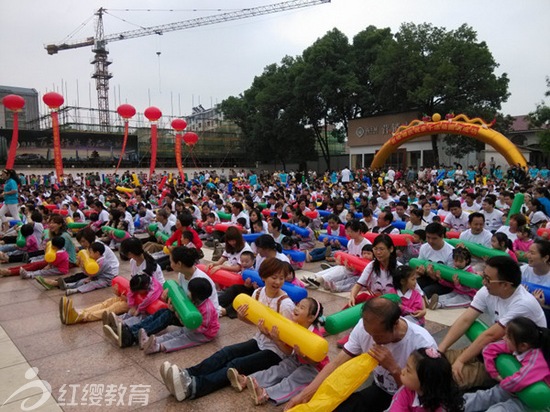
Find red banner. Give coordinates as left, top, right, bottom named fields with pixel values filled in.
left=115, top=120, right=129, bottom=174
left=149, top=124, right=158, bottom=179
left=51, top=111, right=64, bottom=181
left=5, top=112, right=18, bottom=169
left=175, top=133, right=184, bottom=182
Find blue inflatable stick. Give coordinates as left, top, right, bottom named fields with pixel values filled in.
left=242, top=269, right=307, bottom=303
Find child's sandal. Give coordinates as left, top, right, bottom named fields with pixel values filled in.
left=247, top=376, right=269, bottom=405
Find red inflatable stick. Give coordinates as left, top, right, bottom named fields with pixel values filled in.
left=213, top=223, right=244, bottom=233
left=363, top=232, right=413, bottom=247
left=334, top=251, right=371, bottom=272
left=304, top=210, right=319, bottom=219
left=111, top=276, right=168, bottom=314
left=43, top=204, right=57, bottom=211
left=537, top=228, right=550, bottom=238
left=51, top=209, right=69, bottom=216
left=445, top=231, right=461, bottom=239
left=197, top=263, right=244, bottom=288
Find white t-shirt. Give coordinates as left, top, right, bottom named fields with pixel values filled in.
left=251, top=287, right=295, bottom=357
left=231, top=210, right=250, bottom=229
left=222, top=243, right=253, bottom=266
left=459, top=229, right=493, bottom=248
left=470, top=286, right=547, bottom=328
left=178, top=268, right=220, bottom=312
left=521, top=265, right=550, bottom=287
left=254, top=252, right=290, bottom=272
left=418, top=242, right=455, bottom=267
left=482, top=209, right=504, bottom=232
left=341, top=168, right=352, bottom=183
left=344, top=318, right=436, bottom=395
left=347, top=238, right=371, bottom=256
left=377, top=196, right=392, bottom=210
left=495, top=226, right=518, bottom=243
left=462, top=202, right=481, bottom=214
left=130, top=258, right=165, bottom=284
left=443, top=212, right=469, bottom=232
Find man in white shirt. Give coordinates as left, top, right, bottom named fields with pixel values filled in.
left=340, top=167, right=352, bottom=183
left=376, top=189, right=392, bottom=210
left=438, top=256, right=547, bottom=389
left=443, top=200, right=470, bottom=232
left=481, top=196, right=504, bottom=232
left=459, top=212, right=492, bottom=247
left=230, top=202, right=250, bottom=229
left=286, top=297, right=436, bottom=411
left=417, top=223, right=455, bottom=298
left=372, top=212, right=400, bottom=235
left=461, top=192, right=481, bottom=214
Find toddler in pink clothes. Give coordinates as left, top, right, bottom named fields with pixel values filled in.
left=392, top=265, right=426, bottom=326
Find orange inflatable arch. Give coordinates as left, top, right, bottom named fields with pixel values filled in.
left=370, top=113, right=527, bottom=169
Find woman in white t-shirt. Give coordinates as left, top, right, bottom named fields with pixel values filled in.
left=208, top=227, right=252, bottom=274
left=310, top=220, right=370, bottom=292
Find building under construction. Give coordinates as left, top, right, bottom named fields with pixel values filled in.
left=0, top=85, right=248, bottom=169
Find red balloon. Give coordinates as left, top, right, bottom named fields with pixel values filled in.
left=183, top=132, right=199, bottom=146
left=144, top=106, right=162, bottom=122
left=171, top=118, right=187, bottom=131
left=43, top=92, right=64, bottom=109
left=2, top=94, right=25, bottom=111
left=117, top=104, right=136, bottom=119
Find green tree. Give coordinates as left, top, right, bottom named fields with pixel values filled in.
left=372, top=23, right=509, bottom=165
left=220, top=57, right=315, bottom=170
left=528, top=77, right=550, bottom=155
left=293, top=28, right=361, bottom=170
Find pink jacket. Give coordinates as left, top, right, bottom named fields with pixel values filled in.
left=483, top=340, right=550, bottom=393
left=127, top=277, right=163, bottom=313
left=195, top=298, right=220, bottom=340
left=513, top=238, right=533, bottom=253
left=400, top=289, right=425, bottom=325
left=438, top=265, right=478, bottom=298
left=388, top=386, right=443, bottom=412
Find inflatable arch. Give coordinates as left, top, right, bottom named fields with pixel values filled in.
left=370, top=113, right=527, bottom=169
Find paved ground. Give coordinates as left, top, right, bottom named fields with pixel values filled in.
left=0, top=244, right=464, bottom=412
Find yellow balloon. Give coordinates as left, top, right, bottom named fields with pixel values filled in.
left=45, top=242, right=56, bottom=263
left=432, top=113, right=441, bottom=122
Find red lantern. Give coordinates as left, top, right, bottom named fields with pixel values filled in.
left=43, top=92, right=64, bottom=109
left=2, top=95, right=25, bottom=111
left=144, top=106, right=162, bottom=122
left=183, top=132, right=199, bottom=146
left=117, top=104, right=136, bottom=119
left=171, top=118, right=187, bottom=132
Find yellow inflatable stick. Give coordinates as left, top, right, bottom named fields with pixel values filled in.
left=116, top=186, right=135, bottom=194
left=78, top=249, right=99, bottom=275
left=45, top=242, right=57, bottom=263
left=132, top=173, right=140, bottom=187
left=288, top=354, right=378, bottom=412
left=66, top=216, right=74, bottom=225
left=233, top=294, right=328, bottom=363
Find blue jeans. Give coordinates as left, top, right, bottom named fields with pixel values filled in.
left=187, top=339, right=281, bottom=399
left=309, top=247, right=327, bottom=262
left=129, top=308, right=180, bottom=341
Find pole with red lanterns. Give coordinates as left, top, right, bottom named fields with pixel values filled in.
left=1, top=94, right=25, bottom=169
left=42, top=92, right=65, bottom=182
left=171, top=119, right=187, bottom=183
left=115, top=104, right=136, bottom=174
left=144, top=107, right=162, bottom=180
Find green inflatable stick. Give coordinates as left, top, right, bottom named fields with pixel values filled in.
left=67, top=222, right=88, bottom=229
left=157, top=232, right=170, bottom=243
left=148, top=223, right=158, bottom=233
left=465, top=320, right=550, bottom=410
left=216, top=211, right=232, bottom=221
left=505, top=193, right=525, bottom=225
left=16, top=227, right=26, bottom=248
left=409, top=258, right=483, bottom=290
left=325, top=294, right=402, bottom=335
left=445, top=238, right=509, bottom=259
left=101, top=226, right=128, bottom=240
left=163, top=280, right=202, bottom=329
left=257, top=202, right=267, bottom=210
left=400, top=229, right=414, bottom=235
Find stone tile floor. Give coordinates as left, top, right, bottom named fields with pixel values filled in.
left=0, top=246, right=464, bottom=411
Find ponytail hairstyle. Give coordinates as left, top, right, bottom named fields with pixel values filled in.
left=129, top=273, right=151, bottom=292
left=304, top=297, right=325, bottom=327
left=506, top=316, right=550, bottom=367
left=411, top=348, right=464, bottom=412
left=493, top=232, right=513, bottom=251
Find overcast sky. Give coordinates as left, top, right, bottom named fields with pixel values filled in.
left=1, top=0, right=549, bottom=119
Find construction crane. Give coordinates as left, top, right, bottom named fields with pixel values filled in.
left=45, top=0, right=330, bottom=129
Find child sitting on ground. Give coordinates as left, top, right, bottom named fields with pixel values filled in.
left=181, top=231, right=197, bottom=250
left=139, top=277, right=220, bottom=355
left=294, top=216, right=315, bottom=251
left=428, top=247, right=480, bottom=310
left=0, top=223, right=39, bottom=263
left=464, top=316, right=550, bottom=411
left=227, top=297, right=328, bottom=406
left=399, top=229, right=425, bottom=264
left=513, top=225, right=534, bottom=261
left=392, top=265, right=426, bottom=326
left=22, top=236, right=69, bottom=282
left=281, top=236, right=304, bottom=271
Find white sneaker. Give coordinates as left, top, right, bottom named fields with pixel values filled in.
left=166, top=365, right=192, bottom=401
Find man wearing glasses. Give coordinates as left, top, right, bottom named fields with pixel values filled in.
left=438, top=256, right=547, bottom=389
